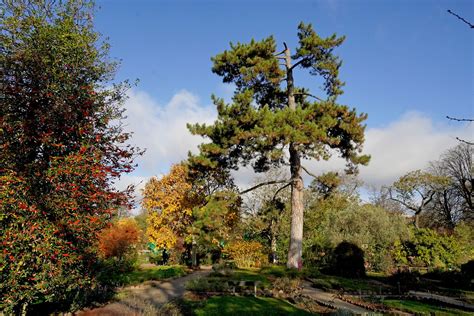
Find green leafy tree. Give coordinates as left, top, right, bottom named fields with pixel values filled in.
left=393, top=228, right=462, bottom=269
left=302, top=196, right=409, bottom=272
left=191, top=190, right=241, bottom=262
left=241, top=168, right=290, bottom=264
left=389, top=170, right=450, bottom=228
left=188, top=23, right=369, bottom=268
left=1, top=1, right=140, bottom=313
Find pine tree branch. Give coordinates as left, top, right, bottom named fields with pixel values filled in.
left=274, top=48, right=286, bottom=56
left=446, top=116, right=474, bottom=122
left=294, top=92, right=324, bottom=102
left=239, top=180, right=290, bottom=195
left=290, top=57, right=311, bottom=70
left=273, top=182, right=291, bottom=201
left=447, top=9, right=474, bottom=29
left=301, top=165, right=318, bottom=178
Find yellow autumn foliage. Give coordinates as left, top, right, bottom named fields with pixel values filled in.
left=142, top=164, right=197, bottom=249
left=223, top=240, right=268, bottom=268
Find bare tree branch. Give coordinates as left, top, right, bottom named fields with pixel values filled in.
left=388, top=188, right=417, bottom=212
left=239, top=180, right=290, bottom=195
left=446, top=116, right=474, bottom=122
left=421, top=191, right=436, bottom=209
left=456, top=137, right=474, bottom=146
left=447, top=9, right=474, bottom=29
left=446, top=117, right=473, bottom=144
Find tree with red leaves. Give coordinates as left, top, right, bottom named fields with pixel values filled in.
left=0, top=0, right=141, bottom=313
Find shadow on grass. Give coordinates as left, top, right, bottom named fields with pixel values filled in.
left=383, top=299, right=472, bottom=316
left=191, top=296, right=313, bottom=316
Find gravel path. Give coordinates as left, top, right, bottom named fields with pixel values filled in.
left=77, top=268, right=211, bottom=316
left=301, top=281, right=371, bottom=315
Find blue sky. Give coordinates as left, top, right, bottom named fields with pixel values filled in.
left=93, top=0, right=473, bottom=201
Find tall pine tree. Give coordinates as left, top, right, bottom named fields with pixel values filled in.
left=188, top=23, right=370, bottom=269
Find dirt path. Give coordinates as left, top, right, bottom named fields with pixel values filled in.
left=77, top=268, right=211, bottom=316
left=301, top=281, right=371, bottom=315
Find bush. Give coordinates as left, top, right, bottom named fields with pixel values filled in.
left=326, top=241, right=366, bottom=278
left=98, top=219, right=140, bottom=261
left=302, top=266, right=321, bottom=278
left=223, top=240, right=268, bottom=268
left=393, top=228, right=462, bottom=270
left=260, top=265, right=287, bottom=278
left=311, top=279, right=333, bottom=291
left=302, top=197, right=409, bottom=273
left=1, top=171, right=103, bottom=314
left=148, top=249, right=171, bottom=265
left=388, top=270, right=421, bottom=292
left=461, top=260, right=474, bottom=279
left=211, top=261, right=236, bottom=276
left=272, top=277, right=302, bottom=298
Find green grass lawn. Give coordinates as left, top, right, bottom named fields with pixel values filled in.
left=192, top=296, right=315, bottom=316
left=186, top=269, right=272, bottom=293
left=383, top=299, right=472, bottom=316
left=260, top=265, right=303, bottom=279
left=310, top=274, right=386, bottom=293
left=118, top=265, right=187, bottom=285
left=230, top=269, right=272, bottom=286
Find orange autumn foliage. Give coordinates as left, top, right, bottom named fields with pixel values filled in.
left=98, top=218, right=140, bottom=259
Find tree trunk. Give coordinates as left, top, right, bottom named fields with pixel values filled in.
left=284, top=43, right=304, bottom=270
left=270, top=219, right=277, bottom=263
left=287, top=144, right=304, bottom=269
left=191, top=238, right=197, bottom=267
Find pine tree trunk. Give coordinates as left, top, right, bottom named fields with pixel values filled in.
left=287, top=144, right=304, bottom=269
left=284, top=43, right=304, bottom=270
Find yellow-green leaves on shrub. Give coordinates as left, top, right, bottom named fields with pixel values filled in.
left=393, top=228, right=464, bottom=269
left=223, top=241, right=268, bottom=268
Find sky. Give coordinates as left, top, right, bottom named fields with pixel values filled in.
left=93, top=0, right=473, bottom=206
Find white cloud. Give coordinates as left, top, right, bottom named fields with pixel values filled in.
left=123, top=89, right=216, bottom=174
left=118, top=90, right=472, bottom=209
left=112, top=174, right=148, bottom=215
left=304, top=111, right=473, bottom=188
left=114, top=174, right=148, bottom=200
left=216, top=82, right=237, bottom=103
